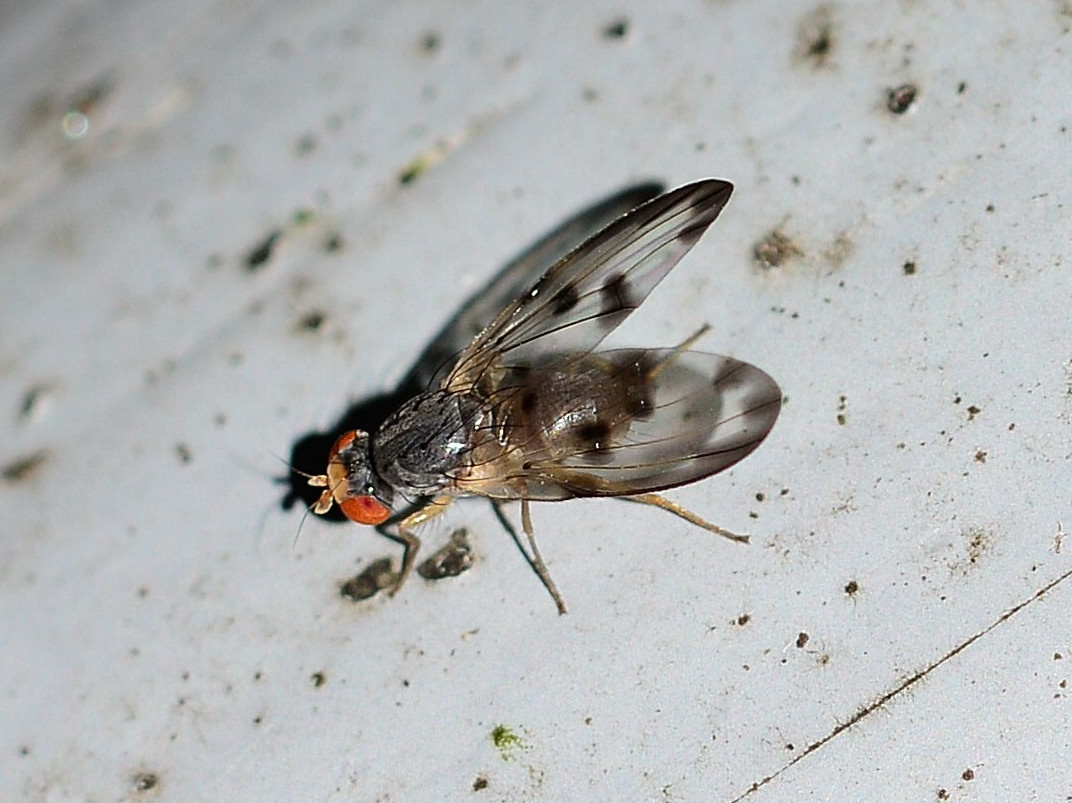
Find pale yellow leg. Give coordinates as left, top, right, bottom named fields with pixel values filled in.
left=648, top=323, right=711, bottom=381
left=392, top=496, right=452, bottom=596
left=626, top=493, right=750, bottom=544
left=521, top=499, right=569, bottom=615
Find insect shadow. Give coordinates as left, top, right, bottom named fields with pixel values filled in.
left=280, top=180, right=667, bottom=522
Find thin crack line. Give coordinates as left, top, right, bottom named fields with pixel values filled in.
left=727, top=565, right=1072, bottom=803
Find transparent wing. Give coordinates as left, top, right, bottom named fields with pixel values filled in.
left=405, top=182, right=665, bottom=390
left=445, top=180, right=734, bottom=392
left=457, top=350, right=781, bottom=500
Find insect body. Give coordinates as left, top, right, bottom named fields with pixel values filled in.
left=309, top=179, right=781, bottom=613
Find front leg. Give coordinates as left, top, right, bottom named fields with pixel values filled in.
left=389, top=496, right=453, bottom=596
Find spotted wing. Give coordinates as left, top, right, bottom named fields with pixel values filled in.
left=406, top=182, right=665, bottom=390
left=456, top=350, right=781, bottom=500
left=444, top=180, right=734, bottom=392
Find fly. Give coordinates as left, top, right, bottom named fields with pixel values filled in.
left=308, top=179, right=781, bottom=613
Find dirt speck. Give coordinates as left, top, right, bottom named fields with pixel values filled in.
left=292, top=208, right=317, bottom=227
left=18, top=383, right=56, bottom=423
left=323, top=232, right=344, bottom=252
left=3, top=450, right=49, bottom=483
left=418, top=528, right=475, bottom=580
left=887, top=83, right=918, bottom=114
left=132, top=771, right=160, bottom=792
left=399, top=147, right=442, bottom=185
left=754, top=229, right=803, bottom=268
left=823, top=231, right=855, bottom=268
left=246, top=230, right=282, bottom=271
left=295, top=310, right=326, bottom=333
left=340, top=558, right=397, bottom=601
left=420, top=31, right=442, bottom=54
left=836, top=394, right=848, bottom=426
left=796, top=5, right=836, bottom=68
left=963, top=527, right=991, bottom=569
left=602, top=18, right=629, bottom=40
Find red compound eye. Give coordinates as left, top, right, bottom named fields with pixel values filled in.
left=339, top=494, right=390, bottom=525
left=328, top=431, right=357, bottom=459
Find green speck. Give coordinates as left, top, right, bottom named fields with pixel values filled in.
left=490, top=725, right=525, bottom=760
left=399, top=154, right=431, bottom=185
left=398, top=141, right=452, bottom=186
left=292, top=208, right=316, bottom=226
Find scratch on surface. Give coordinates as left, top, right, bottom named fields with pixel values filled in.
left=727, top=565, right=1072, bottom=802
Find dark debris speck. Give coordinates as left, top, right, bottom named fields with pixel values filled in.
left=340, top=557, right=397, bottom=601
left=887, top=84, right=918, bottom=114
left=420, top=31, right=441, bottom=53
left=418, top=528, right=475, bottom=580
left=132, top=772, right=160, bottom=792
left=602, top=18, right=629, bottom=39
left=296, top=311, right=326, bottom=332
left=2, top=450, right=49, bottom=482
left=246, top=230, right=282, bottom=271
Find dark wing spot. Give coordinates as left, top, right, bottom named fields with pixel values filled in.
left=617, top=353, right=656, bottom=419
left=551, top=283, right=580, bottom=314
left=519, top=390, right=538, bottom=414
left=600, top=272, right=632, bottom=316
left=577, top=420, right=612, bottom=450
left=623, top=384, right=654, bottom=419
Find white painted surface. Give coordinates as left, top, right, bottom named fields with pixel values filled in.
left=2, top=1, right=1069, bottom=801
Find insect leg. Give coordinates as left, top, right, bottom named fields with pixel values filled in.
left=647, top=323, right=711, bottom=381
left=520, top=498, right=569, bottom=615
left=392, top=496, right=452, bottom=596
left=624, top=493, right=750, bottom=544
